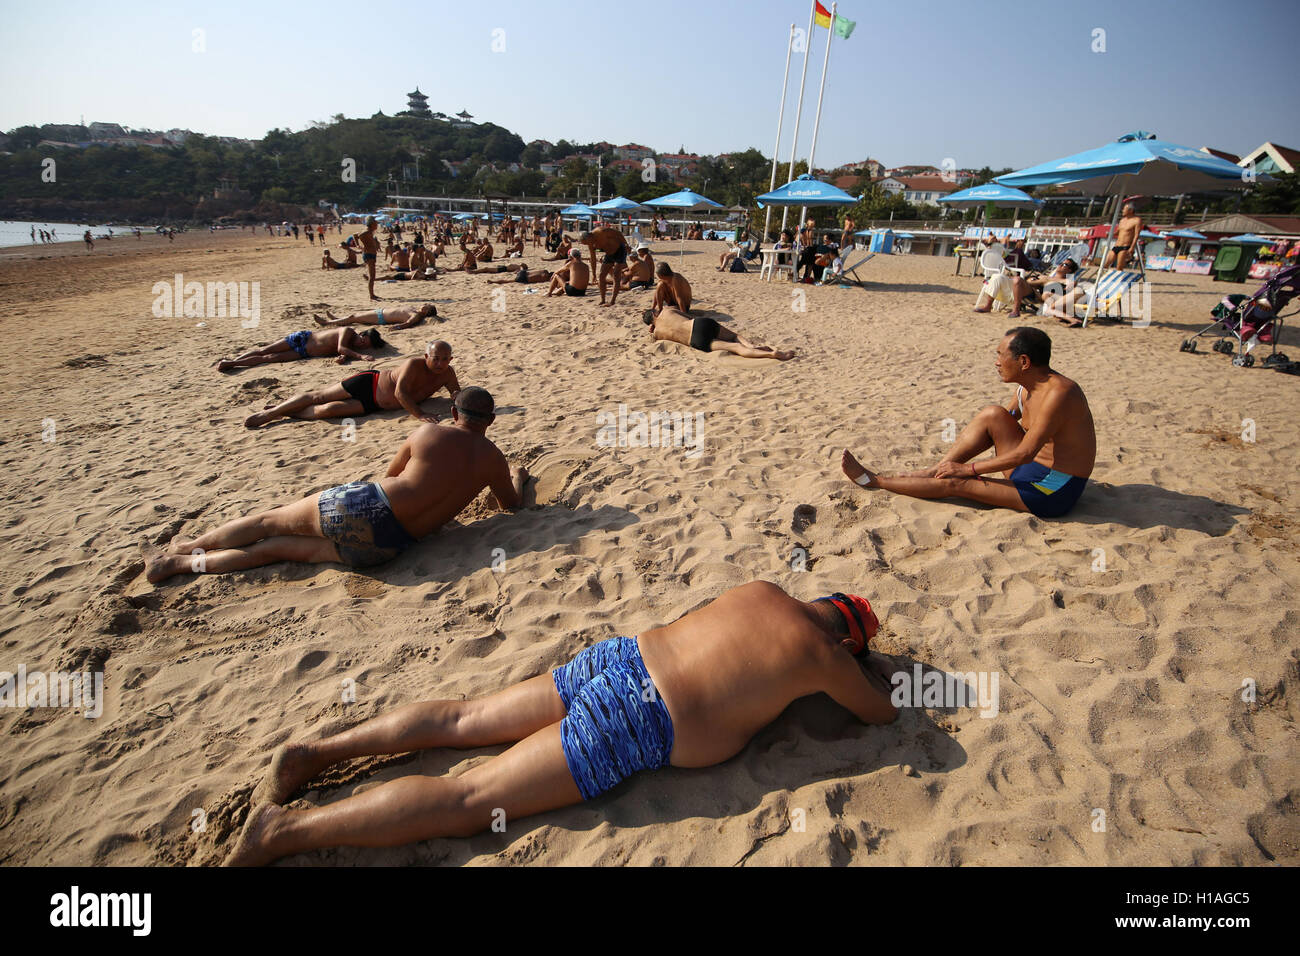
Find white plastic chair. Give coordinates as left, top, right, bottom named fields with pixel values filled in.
left=760, top=246, right=795, bottom=282
left=979, top=244, right=1007, bottom=280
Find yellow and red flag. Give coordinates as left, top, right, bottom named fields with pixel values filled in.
left=814, top=1, right=856, bottom=38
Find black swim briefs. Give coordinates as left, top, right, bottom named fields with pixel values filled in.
left=690, top=316, right=721, bottom=352
left=603, top=243, right=629, bottom=266
left=342, top=370, right=382, bottom=414
left=564, top=283, right=587, bottom=297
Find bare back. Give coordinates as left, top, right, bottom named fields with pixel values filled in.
left=637, top=582, right=891, bottom=767
left=380, top=423, right=510, bottom=536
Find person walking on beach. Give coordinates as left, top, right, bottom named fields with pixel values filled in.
left=645, top=305, right=794, bottom=361
left=215, top=327, right=386, bottom=371
left=243, top=339, right=459, bottom=428
left=841, top=327, right=1095, bottom=519
left=83, top=230, right=94, bottom=252
left=144, top=386, right=527, bottom=587
left=354, top=217, right=382, bottom=301
left=30, top=226, right=35, bottom=243
left=224, top=581, right=895, bottom=865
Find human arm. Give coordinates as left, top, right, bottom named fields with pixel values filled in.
left=822, top=650, right=899, bottom=725
left=385, top=435, right=413, bottom=477
left=936, top=385, right=1070, bottom=477
left=394, top=363, right=438, bottom=423
left=487, top=453, right=528, bottom=510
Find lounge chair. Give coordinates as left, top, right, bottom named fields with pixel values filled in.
left=841, top=251, right=876, bottom=288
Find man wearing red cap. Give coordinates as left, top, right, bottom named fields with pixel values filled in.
left=226, top=580, right=897, bottom=865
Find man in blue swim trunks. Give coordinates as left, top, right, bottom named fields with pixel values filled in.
left=312, top=303, right=437, bottom=331
left=842, top=327, right=1095, bottom=519
left=144, top=386, right=528, bottom=584
left=224, top=581, right=898, bottom=865
left=214, top=327, right=384, bottom=371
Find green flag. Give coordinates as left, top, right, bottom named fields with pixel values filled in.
left=833, top=14, right=856, bottom=39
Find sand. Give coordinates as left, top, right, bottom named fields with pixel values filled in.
left=0, top=229, right=1296, bottom=866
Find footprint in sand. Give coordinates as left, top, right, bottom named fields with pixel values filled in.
left=792, top=504, right=817, bottom=535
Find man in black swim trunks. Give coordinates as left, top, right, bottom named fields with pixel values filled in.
left=622, top=244, right=655, bottom=290
left=644, top=305, right=794, bottom=360
left=545, top=250, right=590, bottom=298
left=579, top=227, right=629, bottom=307
left=245, top=340, right=460, bottom=428
left=353, top=217, right=382, bottom=301
left=144, top=386, right=529, bottom=585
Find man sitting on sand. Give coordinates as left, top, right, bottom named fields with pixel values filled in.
left=216, top=328, right=385, bottom=371
left=579, top=227, right=630, bottom=307
left=644, top=305, right=793, bottom=360
left=841, top=327, right=1095, bottom=518
left=245, top=340, right=460, bottom=428
left=487, top=265, right=553, bottom=285
left=503, top=236, right=525, bottom=258
left=224, top=581, right=896, bottom=865
left=1104, top=203, right=1144, bottom=270
left=473, top=238, right=495, bottom=263
left=541, top=235, right=574, bottom=261
left=313, top=304, right=438, bottom=330
left=652, top=262, right=693, bottom=316
left=621, top=244, right=655, bottom=290
left=545, top=249, right=591, bottom=297
left=146, top=387, right=527, bottom=586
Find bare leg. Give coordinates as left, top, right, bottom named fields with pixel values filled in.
left=254, top=673, right=566, bottom=803
left=709, top=338, right=793, bottom=361
left=216, top=342, right=294, bottom=370
left=227, top=722, right=582, bottom=865
left=366, top=261, right=377, bottom=301
left=147, top=534, right=339, bottom=583
left=245, top=384, right=354, bottom=428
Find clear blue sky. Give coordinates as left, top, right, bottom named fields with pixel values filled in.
left=2, top=0, right=1296, bottom=171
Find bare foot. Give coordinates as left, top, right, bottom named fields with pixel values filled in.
left=244, top=411, right=274, bottom=429
left=224, top=802, right=286, bottom=867
left=167, top=536, right=197, bottom=555
left=972, top=306, right=991, bottom=314
left=215, top=359, right=234, bottom=372
left=774, top=350, right=795, bottom=361
left=841, top=450, right=878, bottom=487
left=141, top=542, right=183, bottom=584
left=254, top=742, right=331, bottom=805
left=311, top=313, right=329, bottom=326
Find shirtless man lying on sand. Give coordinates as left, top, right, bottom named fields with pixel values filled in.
left=314, top=304, right=438, bottom=330
left=225, top=581, right=896, bottom=864
left=215, top=328, right=384, bottom=371
left=842, top=327, right=1096, bottom=518
left=245, top=340, right=460, bottom=428
left=146, top=387, right=527, bottom=585
left=644, top=305, right=793, bottom=360
left=486, top=265, right=553, bottom=284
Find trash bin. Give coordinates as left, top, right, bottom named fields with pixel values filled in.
left=870, top=229, right=895, bottom=254
left=1212, top=243, right=1253, bottom=283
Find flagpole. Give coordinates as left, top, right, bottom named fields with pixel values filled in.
left=801, top=1, right=837, bottom=228
left=781, top=0, right=818, bottom=238
left=763, top=23, right=797, bottom=242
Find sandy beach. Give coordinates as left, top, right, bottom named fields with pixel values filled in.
left=0, top=230, right=1296, bottom=867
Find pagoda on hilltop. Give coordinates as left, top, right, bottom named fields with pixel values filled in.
left=405, top=88, right=432, bottom=118
left=453, top=110, right=475, bottom=127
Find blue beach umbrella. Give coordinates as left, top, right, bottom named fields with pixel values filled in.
left=1164, top=229, right=1206, bottom=239
left=756, top=174, right=857, bottom=208
left=938, top=183, right=1043, bottom=208
left=996, top=131, right=1251, bottom=325
left=591, top=196, right=646, bottom=234
left=643, top=189, right=723, bottom=257
left=1225, top=234, right=1274, bottom=244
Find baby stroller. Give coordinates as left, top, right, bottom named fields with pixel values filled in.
left=1179, top=263, right=1300, bottom=368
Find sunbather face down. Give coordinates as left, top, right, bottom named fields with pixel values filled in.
left=223, top=581, right=897, bottom=865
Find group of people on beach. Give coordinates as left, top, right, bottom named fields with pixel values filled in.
left=146, top=209, right=1097, bottom=865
